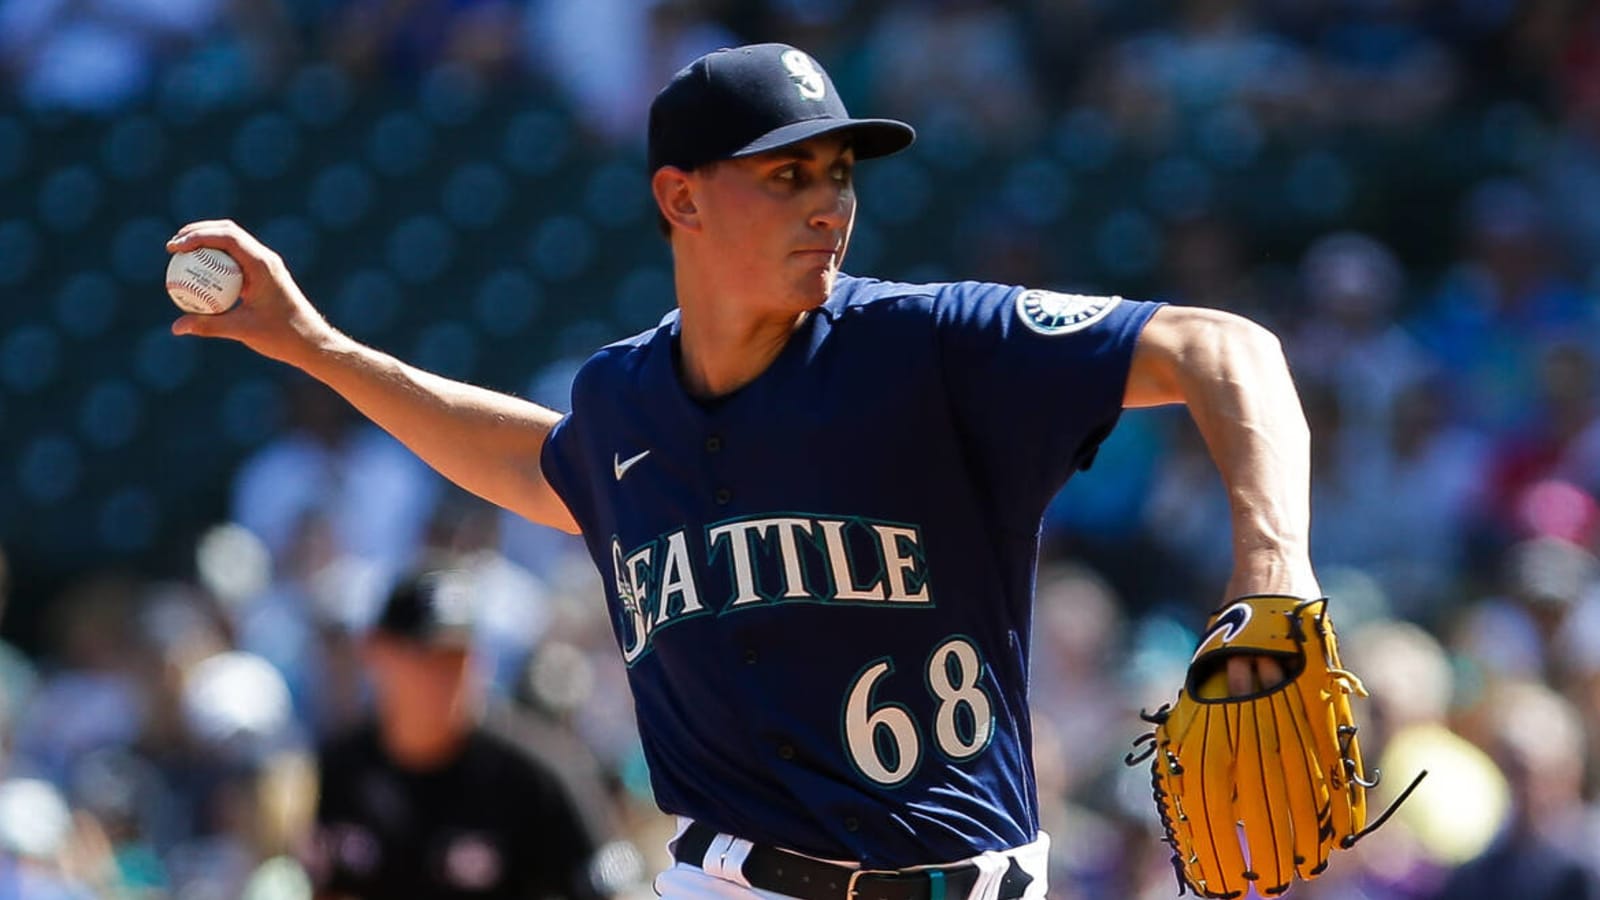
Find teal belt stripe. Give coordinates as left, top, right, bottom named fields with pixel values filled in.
left=928, top=870, right=946, bottom=900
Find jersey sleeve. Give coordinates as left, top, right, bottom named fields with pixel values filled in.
left=931, top=282, right=1162, bottom=530
left=540, top=351, right=612, bottom=536
left=540, top=413, right=583, bottom=519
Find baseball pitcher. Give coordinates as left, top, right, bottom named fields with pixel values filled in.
left=168, top=43, right=1407, bottom=900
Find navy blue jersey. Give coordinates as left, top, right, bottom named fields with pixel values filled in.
left=541, top=274, right=1160, bottom=869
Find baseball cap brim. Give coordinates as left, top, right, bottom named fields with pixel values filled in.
left=730, top=117, right=915, bottom=162
left=373, top=621, right=475, bottom=650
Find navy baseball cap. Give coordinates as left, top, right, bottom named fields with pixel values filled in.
left=648, top=43, right=915, bottom=173
left=372, top=570, right=475, bottom=649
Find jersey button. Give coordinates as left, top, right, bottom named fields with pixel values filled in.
left=777, top=744, right=795, bottom=760
left=844, top=817, right=860, bottom=833
left=714, top=488, right=732, bottom=505
left=705, top=435, right=722, bottom=452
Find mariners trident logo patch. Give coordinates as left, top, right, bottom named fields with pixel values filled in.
left=1015, top=289, right=1121, bottom=336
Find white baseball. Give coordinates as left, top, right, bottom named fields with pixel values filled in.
left=166, top=248, right=243, bottom=315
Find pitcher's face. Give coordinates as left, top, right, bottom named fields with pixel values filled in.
left=694, top=135, right=858, bottom=311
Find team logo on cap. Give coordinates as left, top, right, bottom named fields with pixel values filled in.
left=1015, top=289, right=1121, bottom=336
left=781, top=50, right=827, bottom=101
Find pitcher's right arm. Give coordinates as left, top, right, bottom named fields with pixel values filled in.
left=168, top=220, right=580, bottom=534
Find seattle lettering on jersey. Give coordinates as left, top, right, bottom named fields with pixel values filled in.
left=611, top=514, right=933, bottom=664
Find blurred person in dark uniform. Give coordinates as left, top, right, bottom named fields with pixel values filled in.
left=306, top=569, right=609, bottom=900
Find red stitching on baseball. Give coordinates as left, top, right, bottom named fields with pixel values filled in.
left=193, top=250, right=238, bottom=276
left=168, top=280, right=226, bottom=306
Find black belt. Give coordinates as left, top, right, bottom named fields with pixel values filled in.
left=672, top=822, right=1034, bottom=900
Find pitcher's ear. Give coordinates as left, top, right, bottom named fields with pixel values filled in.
left=653, top=166, right=702, bottom=233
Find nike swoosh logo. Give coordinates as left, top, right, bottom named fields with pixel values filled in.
left=1191, top=602, right=1252, bottom=663
left=613, top=450, right=651, bottom=481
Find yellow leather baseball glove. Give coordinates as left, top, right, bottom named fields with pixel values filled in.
left=1125, top=595, right=1425, bottom=898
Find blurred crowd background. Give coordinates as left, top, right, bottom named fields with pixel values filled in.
left=1, top=0, right=1599, bottom=897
